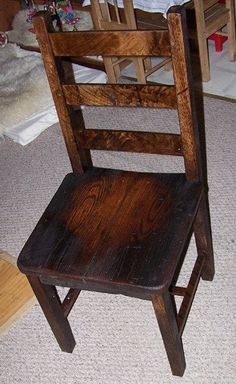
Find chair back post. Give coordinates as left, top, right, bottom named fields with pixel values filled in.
left=167, top=8, right=203, bottom=182
left=90, top=0, right=103, bottom=29
left=91, top=0, right=148, bottom=83
left=91, top=0, right=137, bottom=29
left=122, top=0, right=137, bottom=29
left=32, top=12, right=92, bottom=174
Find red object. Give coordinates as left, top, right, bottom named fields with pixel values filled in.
left=208, top=0, right=227, bottom=52
left=208, top=33, right=228, bottom=52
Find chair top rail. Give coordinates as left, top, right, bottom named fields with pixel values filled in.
left=49, top=30, right=171, bottom=57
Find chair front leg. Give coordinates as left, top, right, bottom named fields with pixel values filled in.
left=152, top=292, right=186, bottom=377
left=28, top=276, right=76, bottom=353
left=194, top=193, right=215, bottom=281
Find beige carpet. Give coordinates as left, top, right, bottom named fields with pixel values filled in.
left=0, top=97, right=235, bottom=383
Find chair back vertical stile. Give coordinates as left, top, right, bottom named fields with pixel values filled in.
left=31, top=13, right=92, bottom=174
left=17, top=4, right=215, bottom=377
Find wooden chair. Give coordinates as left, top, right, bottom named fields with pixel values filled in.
left=17, top=6, right=215, bottom=377
left=193, top=0, right=236, bottom=81
left=90, top=0, right=171, bottom=83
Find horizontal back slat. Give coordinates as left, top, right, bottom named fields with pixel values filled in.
left=49, top=30, right=171, bottom=57
left=75, top=129, right=183, bottom=156
left=203, top=0, right=219, bottom=11
left=63, top=84, right=177, bottom=108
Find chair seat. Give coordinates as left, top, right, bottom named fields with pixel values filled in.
left=18, top=168, right=202, bottom=298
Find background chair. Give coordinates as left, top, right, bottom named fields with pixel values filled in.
left=90, top=0, right=171, bottom=83
left=17, top=5, right=215, bottom=377
left=193, top=0, right=236, bottom=81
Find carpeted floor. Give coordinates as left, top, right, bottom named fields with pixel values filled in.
left=0, top=97, right=235, bottom=383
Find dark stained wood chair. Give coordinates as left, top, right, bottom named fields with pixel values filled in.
left=17, top=5, right=215, bottom=377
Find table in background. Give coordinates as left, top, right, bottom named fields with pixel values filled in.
left=83, top=0, right=191, bottom=16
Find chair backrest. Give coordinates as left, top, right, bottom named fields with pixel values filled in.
left=91, top=0, right=137, bottom=30
left=32, top=6, right=203, bottom=183
left=194, top=0, right=229, bottom=38
left=202, top=0, right=222, bottom=11
left=90, top=0, right=148, bottom=84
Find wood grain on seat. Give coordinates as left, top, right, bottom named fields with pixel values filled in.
left=18, top=170, right=202, bottom=297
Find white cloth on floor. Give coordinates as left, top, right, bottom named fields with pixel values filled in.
left=0, top=44, right=107, bottom=145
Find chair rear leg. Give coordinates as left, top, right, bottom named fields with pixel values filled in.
left=133, top=58, right=147, bottom=83
left=194, top=193, right=215, bottom=281
left=152, top=292, right=186, bottom=377
left=103, top=57, right=119, bottom=83
left=226, top=0, right=236, bottom=61
left=28, top=276, right=76, bottom=353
